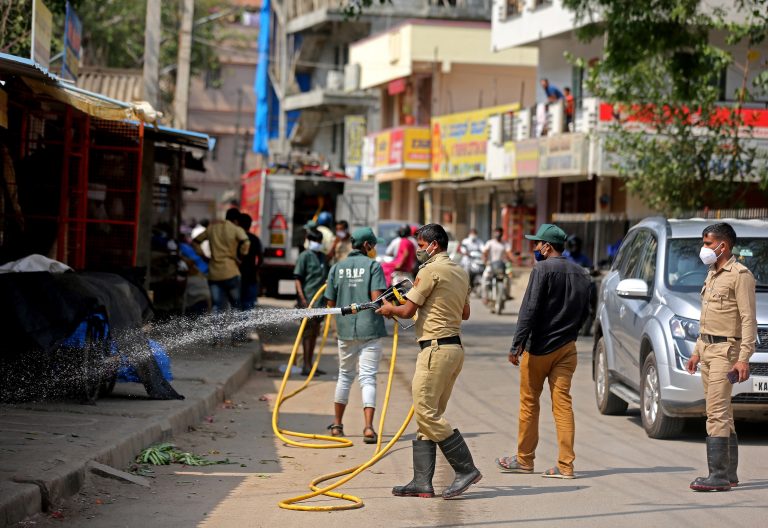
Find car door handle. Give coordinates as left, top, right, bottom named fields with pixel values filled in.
left=619, top=305, right=626, bottom=319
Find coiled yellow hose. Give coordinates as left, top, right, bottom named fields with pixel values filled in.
left=272, top=284, right=415, bottom=511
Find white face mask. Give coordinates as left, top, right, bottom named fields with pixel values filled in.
left=336, top=230, right=347, bottom=238
left=699, top=242, right=723, bottom=266
left=308, top=241, right=323, bottom=252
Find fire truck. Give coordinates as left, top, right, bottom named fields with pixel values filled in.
left=240, top=165, right=378, bottom=297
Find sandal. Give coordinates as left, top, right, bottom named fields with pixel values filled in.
left=363, top=426, right=378, bottom=445
left=327, top=424, right=344, bottom=437
left=495, top=455, right=533, bottom=474
left=541, top=467, right=575, bottom=479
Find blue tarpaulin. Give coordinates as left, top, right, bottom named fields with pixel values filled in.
left=253, top=0, right=271, bottom=155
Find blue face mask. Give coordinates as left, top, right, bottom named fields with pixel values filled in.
left=534, top=250, right=546, bottom=262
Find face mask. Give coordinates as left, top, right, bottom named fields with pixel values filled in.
left=469, top=234, right=477, bottom=241
left=336, top=230, right=347, bottom=238
left=699, top=242, right=723, bottom=266
left=416, top=243, right=435, bottom=263
left=308, top=241, right=323, bottom=252
left=366, top=244, right=377, bottom=258
left=534, top=250, right=547, bottom=262
left=495, top=235, right=502, bottom=241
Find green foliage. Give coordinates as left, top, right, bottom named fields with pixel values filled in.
left=563, top=0, right=768, bottom=215
left=136, top=443, right=232, bottom=466
left=0, top=0, right=245, bottom=116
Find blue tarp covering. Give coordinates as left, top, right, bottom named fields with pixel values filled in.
left=253, top=0, right=271, bottom=155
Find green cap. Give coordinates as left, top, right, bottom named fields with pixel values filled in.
left=351, top=227, right=384, bottom=246
left=525, top=223, right=567, bottom=245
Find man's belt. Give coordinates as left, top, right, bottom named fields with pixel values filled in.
left=700, top=334, right=740, bottom=344
left=419, top=336, right=462, bottom=350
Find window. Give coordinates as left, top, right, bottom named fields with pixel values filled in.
left=611, top=231, right=636, bottom=273
left=637, top=235, right=658, bottom=289
left=618, top=230, right=650, bottom=280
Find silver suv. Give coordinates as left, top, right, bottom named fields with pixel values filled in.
left=593, top=217, right=768, bottom=438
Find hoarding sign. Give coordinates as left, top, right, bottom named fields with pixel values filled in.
left=344, top=115, right=366, bottom=167
left=539, top=133, right=589, bottom=177
left=62, top=2, right=82, bottom=82
left=31, top=0, right=53, bottom=69
left=363, top=127, right=430, bottom=174
left=515, top=138, right=540, bottom=177
left=430, top=103, right=518, bottom=180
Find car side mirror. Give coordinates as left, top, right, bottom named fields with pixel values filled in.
left=616, top=278, right=650, bottom=299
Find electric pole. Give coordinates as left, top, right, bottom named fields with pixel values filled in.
left=174, top=0, right=194, bottom=129
left=143, top=0, right=161, bottom=109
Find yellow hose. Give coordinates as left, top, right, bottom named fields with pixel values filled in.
left=272, top=286, right=415, bottom=511
left=272, top=284, right=352, bottom=448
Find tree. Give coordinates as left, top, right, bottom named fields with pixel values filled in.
left=0, top=0, right=245, bottom=118
left=562, top=0, right=768, bottom=215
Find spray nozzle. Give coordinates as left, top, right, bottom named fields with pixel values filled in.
left=339, top=279, right=413, bottom=316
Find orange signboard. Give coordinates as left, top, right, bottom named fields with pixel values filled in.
left=364, top=126, right=430, bottom=175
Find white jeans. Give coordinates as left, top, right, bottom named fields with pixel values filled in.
left=334, top=338, right=382, bottom=408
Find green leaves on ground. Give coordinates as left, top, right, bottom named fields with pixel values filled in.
left=136, top=443, right=232, bottom=466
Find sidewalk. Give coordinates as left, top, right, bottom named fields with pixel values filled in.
left=0, top=333, right=262, bottom=527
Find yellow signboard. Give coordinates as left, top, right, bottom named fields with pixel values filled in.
left=430, top=103, right=519, bottom=180
left=31, top=0, right=53, bottom=68
left=364, top=126, right=430, bottom=174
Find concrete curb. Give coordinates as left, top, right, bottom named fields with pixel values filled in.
left=0, top=340, right=260, bottom=527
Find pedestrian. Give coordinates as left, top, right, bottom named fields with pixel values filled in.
left=377, top=223, right=482, bottom=500
left=381, top=224, right=416, bottom=287
left=324, top=227, right=387, bottom=443
left=495, top=223, right=590, bottom=479
left=191, top=218, right=211, bottom=259
left=294, top=228, right=329, bottom=376
left=328, top=219, right=353, bottom=265
left=238, top=213, right=263, bottom=311
left=193, top=208, right=250, bottom=316
left=563, top=86, right=575, bottom=131
left=540, top=78, right=564, bottom=103
left=686, top=222, right=757, bottom=492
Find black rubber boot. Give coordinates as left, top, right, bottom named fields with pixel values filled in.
left=728, top=433, right=739, bottom=487
left=392, top=439, right=436, bottom=498
left=690, top=436, right=731, bottom=492
left=437, top=429, right=482, bottom=499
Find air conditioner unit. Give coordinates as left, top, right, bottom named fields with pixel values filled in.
left=344, top=63, right=361, bottom=92
left=515, top=108, right=531, bottom=139
left=489, top=115, right=503, bottom=146
left=326, top=70, right=344, bottom=91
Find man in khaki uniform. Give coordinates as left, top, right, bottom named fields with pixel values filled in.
left=686, top=222, right=757, bottom=492
left=377, top=223, right=481, bottom=500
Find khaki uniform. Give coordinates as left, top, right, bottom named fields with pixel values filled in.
left=693, top=256, right=757, bottom=437
left=405, top=253, right=470, bottom=442
left=194, top=221, right=249, bottom=281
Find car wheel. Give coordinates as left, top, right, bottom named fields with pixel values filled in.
left=594, top=337, right=628, bottom=415
left=640, top=353, right=684, bottom=439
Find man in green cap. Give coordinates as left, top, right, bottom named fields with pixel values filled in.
left=495, top=223, right=590, bottom=479
left=324, top=227, right=387, bottom=443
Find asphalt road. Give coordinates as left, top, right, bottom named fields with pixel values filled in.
left=27, top=296, right=768, bottom=528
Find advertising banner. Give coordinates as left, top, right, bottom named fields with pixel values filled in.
left=31, top=0, right=53, bottom=69
left=515, top=138, right=539, bottom=177
left=539, top=133, right=589, bottom=177
left=363, top=127, right=430, bottom=176
left=344, top=115, right=366, bottom=167
left=62, top=2, right=82, bottom=82
left=431, top=103, right=518, bottom=180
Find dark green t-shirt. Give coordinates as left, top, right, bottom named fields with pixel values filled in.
left=294, top=249, right=328, bottom=305
left=325, top=250, right=387, bottom=341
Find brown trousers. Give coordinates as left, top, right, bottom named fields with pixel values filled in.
left=699, top=340, right=738, bottom=437
left=518, top=341, right=577, bottom=474
left=412, top=342, right=464, bottom=442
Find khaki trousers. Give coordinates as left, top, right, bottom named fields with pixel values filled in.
left=518, top=342, right=577, bottom=474
left=412, top=342, right=464, bottom=442
left=699, top=341, right=738, bottom=437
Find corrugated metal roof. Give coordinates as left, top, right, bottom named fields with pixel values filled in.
left=77, top=68, right=143, bottom=102
left=0, top=52, right=60, bottom=83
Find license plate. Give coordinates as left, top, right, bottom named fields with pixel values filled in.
left=270, top=233, right=284, bottom=245
left=753, top=378, right=768, bottom=392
